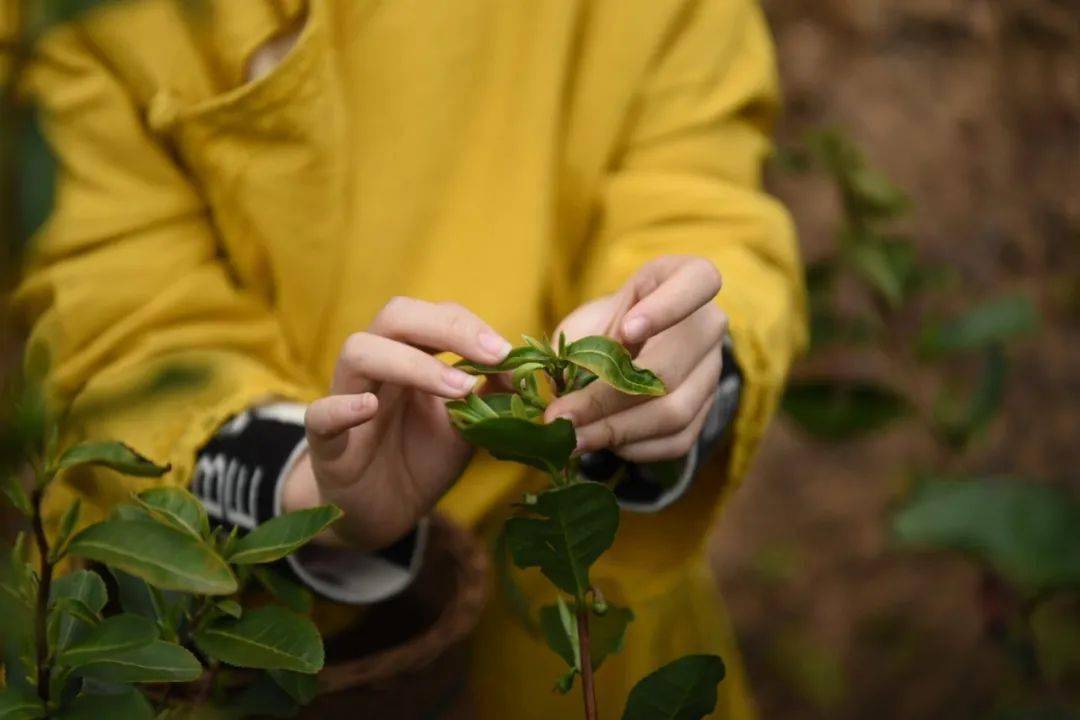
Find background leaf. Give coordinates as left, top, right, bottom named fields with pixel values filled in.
left=919, top=294, right=1038, bottom=357
left=194, top=605, right=324, bottom=674
left=892, top=477, right=1080, bottom=595
left=228, top=505, right=342, bottom=565
left=57, top=441, right=168, bottom=478
left=253, top=567, right=313, bottom=614
left=53, top=687, right=154, bottom=720
left=782, top=380, right=909, bottom=441
left=68, top=519, right=237, bottom=595
left=57, top=614, right=158, bottom=669
left=621, top=654, right=727, bottom=720
left=0, top=686, right=45, bottom=720
left=565, top=336, right=666, bottom=396
left=506, top=483, right=620, bottom=598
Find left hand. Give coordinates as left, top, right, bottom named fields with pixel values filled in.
left=545, top=255, right=727, bottom=463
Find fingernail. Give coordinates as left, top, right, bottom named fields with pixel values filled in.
left=349, top=395, right=370, bottom=412
left=478, top=329, right=512, bottom=359
left=623, top=316, right=647, bottom=342
left=444, top=367, right=477, bottom=391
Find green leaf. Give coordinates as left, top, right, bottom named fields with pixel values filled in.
left=194, top=605, right=324, bottom=673
left=253, top=567, right=313, bottom=614
left=919, top=294, right=1038, bottom=357
left=57, top=441, right=169, bottom=478
left=539, top=599, right=634, bottom=681
left=456, top=416, right=575, bottom=474
left=57, top=614, right=158, bottom=668
left=77, top=641, right=203, bottom=684
left=49, top=570, right=108, bottom=653
left=1, top=475, right=32, bottom=518
left=215, top=599, right=242, bottom=619
left=621, top=655, right=727, bottom=720
left=781, top=380, right=909, bottom=441
left=893, top=477, right=1080, bottom=595
left=454, top=346, right=552, bottom=374
left=0, top=686, right=45, bottom=720
left=506, top=483, right=619, bottom=598
left=134, top=487, right=209, bottom=539
left=269, top=668, right=318, bottom=705
left=54, top=687, right=154, bottom=720
left=475, top=393, right=542, bottom=420
left=227, top=672, right=302, bottom=719
left=228, top=505, right=342, bottom=565
left=109, top=568, right=160, bottom=622
left=932, top=345, right=1006, bottom=447
left=67, top=519, right=237, bottom=595
left=50, top=499, right=83, bottom=561
left=465, top=393, right=499, bottom=419
left=565, top=336, right=665, bottom=396
left=845, top=237, right=918, bottom=310
left=48, top=598, right=101, bottom=654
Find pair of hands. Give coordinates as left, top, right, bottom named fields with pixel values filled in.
left=282, top=256, right=727, bottom=551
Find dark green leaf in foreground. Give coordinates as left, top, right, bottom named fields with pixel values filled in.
left=228, top=505, right=342, bottom=565
left=565, top=336, right=665, bottom=396
left=57, top=441, right=169, bottom=478
left=621, top=654, right=727, bottom=720
left=269, top=668, right=319, bottom=705
left=54, top=687, right=154, bottom=720
left=919, top=293, right=1038, bottom=357
left=194, top=605, right=324, bottom=674
left=49, top=570, right=108, bottom=653
left=57, top=613, right=158, bottom=668
left=253, top=567, right=314, bottom=614
left=506, top=483, right=619, bottom=598
left=457, top=415, right=575, bottom=474
left=135, top=486, right=209, bottom=539
left=0, top=686, right=45, bottom=720
left=68, top=519, right=237, bottom=595
left=77, top=641, right=202, bottom=684
left=454, top=346, right=552, bottom=374
left=893, top=477, right=1080, bottom=595
left=782, top=380, right=908, bottom=441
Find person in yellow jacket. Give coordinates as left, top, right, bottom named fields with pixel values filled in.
left=14, top=0, right=806, bottom=717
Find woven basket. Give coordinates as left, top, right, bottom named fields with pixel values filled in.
left=302, top=513, right=489, bottom=719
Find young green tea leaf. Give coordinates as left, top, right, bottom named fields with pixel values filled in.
left=0, top=686, right=45, bottom=720
left=1, top=475, right=32, bottom=518
left=50, top=499, right=82, bottom=561
left=49, top=570, right=108, bottom=652
left=480, top=393, right=542, bottom=420
left=77, top=640, right=203, bottom=684
left=135, top=486, right=209, bottom=539
left=48, top=598, right=101, bottom=654
left=228, top=505, right=343, bottom=565
left=506, top=483, right=619, bottom=598
left=215, top=599, right=243, bottom=619
left=539, top=599, right=634, bottom=680
left=53, top=687, right=154, bottom=720
left=621, top=654, right=726, bottom=720
left=781, top=380, right=908, bottom=441
left=466, top=393, right=499, bottom=420
left=57, top=614, right=158, bottom=668
left=893, top=477, right=1080, bottom=595
left=57, top=441, right=169, bottom=478
left=194, top=605, right=324, bottom=674
left=454, top=346, right=551, bottom=374
left=456, top=416, right=575, bottom=474
left=539, top=597, right=581, bottom=673
left=269, top=668, right=319, bottom=704
left=565, top=336, right=665, bottom=396
left=68, top=519, right=237, bottom=595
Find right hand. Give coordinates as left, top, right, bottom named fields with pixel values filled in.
left=281, top=297, right=511, bottom=552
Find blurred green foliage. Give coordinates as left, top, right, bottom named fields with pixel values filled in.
left=779, top=129, right=1078, bottom=715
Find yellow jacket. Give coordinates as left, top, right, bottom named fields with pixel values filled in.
left=16, top=1, right=806, bottom=717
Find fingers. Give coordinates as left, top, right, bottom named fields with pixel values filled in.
left=369, top=297, right=511, bottom=364
left=614, top=391, right=714, bottom=464
left=333, top=331, right=478, bottom=397
left=573, top=348, right=721, bottom=453
left=305, top=393, right=379, bottom=440
left=620, top=257, right=722, bottom=344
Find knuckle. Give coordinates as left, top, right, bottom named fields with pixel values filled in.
left=695, top=258, right=722, bottom=292
left=673, top=431, right=696, bottom=457
left=599, top=418, right=622, bottom=448
left=342, top=332, right=369, bottom=364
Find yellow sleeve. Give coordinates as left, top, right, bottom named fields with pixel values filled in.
left=577, top=0, right=808, bottom=486
left=14, top=22, right=318, bottom=533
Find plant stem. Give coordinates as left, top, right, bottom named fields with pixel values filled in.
left=31, top=486, right=53, bottom=705
left=576, top=604, right=597, bottom=720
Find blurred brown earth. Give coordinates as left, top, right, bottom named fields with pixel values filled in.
left=710, top=1, right=1079, bottom=718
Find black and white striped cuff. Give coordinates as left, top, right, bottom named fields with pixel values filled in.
left=191, top=402, right=424, bottom=605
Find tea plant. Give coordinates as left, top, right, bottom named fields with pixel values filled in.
left=0, top=369, right=340, bottom=719
left=779, top=129, right=1079, bottom=715
left=449, top=333, right=726, bottom=720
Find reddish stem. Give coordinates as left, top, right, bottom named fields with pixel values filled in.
left=577, top=605, right=597, bottom=720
